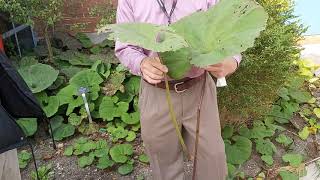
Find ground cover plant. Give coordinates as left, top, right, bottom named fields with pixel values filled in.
left=2, top=0, right=312, bottom=179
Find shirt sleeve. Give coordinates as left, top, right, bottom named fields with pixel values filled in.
left=207, top=0, right=242, bottom=65
left=114, top=0, right=147, bottom=76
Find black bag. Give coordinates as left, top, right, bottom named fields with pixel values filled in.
left=0, top=52, right=56, bottom=180
left=0, top=52, right=45, bottom=119
left=0, top=103, right=27, bottom=154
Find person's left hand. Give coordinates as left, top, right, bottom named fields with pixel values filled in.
left=204, top=58, right=238, bottom=78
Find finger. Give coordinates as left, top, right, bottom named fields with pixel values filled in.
left=205, top=66, right=223, bottom=72
left=143, top=74, right=161, bottom=84
left=143, top=63, right=165, bottom=76
left=211, top=71, right=225, bottom=78
left=143, top=69, right=164, bottom=80
left=151, top=58, right=168, bottom=73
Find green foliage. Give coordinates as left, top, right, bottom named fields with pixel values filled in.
left=282, top=153, right=303, bottom=167
left=255, top=139, right=277, bottom=156
left=261, top=155, right=273, bottom=166
left=298, top=127, right=310, bottom=140
left=17, top=118, right=37, bottom=137
left=64, top=146, right=73, bottom=156
left=218, top=0, right=306, bottom=120
left=36, top=92, right=60, bottom=117
left=105, top=23, right=188, bottom=53
left=225, top=136, right=252, bottom=165
left=31, top=164, right=54, bottom=180
left=99, top=97, right=129, bottom=121
left=76, top=33, right=93, bottom=48
left=53, top=123, right=75, bottom=141
left=279, top=171, right=299, bottom=180
left=118, top=163, right=134, bottom=175
left=104, top=0, right=268, bottom=79
left=18, top=150, right=31, bottom=169
left=138, top=154, right=150, bottom=163
left=222, top=125, right=234, bottom=139
left=97, top=155, right=114, bottom=169
left=0, top=0, right=63, bottom=26
left=275, top=134, right=293, bottom=147
left=78, top=154, right=95, bottom=168
left=109, top=144, right=134, bottom=163
left=18, top=63, right=59, bottom=93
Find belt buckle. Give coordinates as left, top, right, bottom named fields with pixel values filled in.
left=174, top=82, right=187, bottom=93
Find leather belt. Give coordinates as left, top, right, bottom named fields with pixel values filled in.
left=146, top=73, right=205, bottom=93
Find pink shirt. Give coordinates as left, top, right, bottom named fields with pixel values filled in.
left=115, top=0, right=242, bottom=77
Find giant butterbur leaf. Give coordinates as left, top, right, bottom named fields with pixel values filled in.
left=225, top=135, right=252, bottom=165
left=103, top=0, right=268, bottom=79
left=99, top=97, right=129, bottom=121
left=102, top=23, right=188, bottom=52
left=19, top=63, right=59, bottom=93
left=109, top=144, right=133, bottom=163
left=17, top=118, right=37, bottom=137
left=169, top=0, right=268, bottom=67
left=160, top=48, right=193, bottom=79
left=57, top=85, right=83, bottom=115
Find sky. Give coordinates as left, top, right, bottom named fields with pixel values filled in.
left=294, top=0, right=320, bottom=35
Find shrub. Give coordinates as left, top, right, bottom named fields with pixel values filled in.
left=218, top=0, right=307, bottom=123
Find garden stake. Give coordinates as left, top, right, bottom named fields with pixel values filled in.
left=158, top=57, right=191, bottom=160
left=192, top=71, right=207, bottom=180
left=78, top=87, right=93, bottom=124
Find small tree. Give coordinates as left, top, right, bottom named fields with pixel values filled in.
left=218, top=0, right=307, bottom=123
left=0, top=0, right=64, bottom=61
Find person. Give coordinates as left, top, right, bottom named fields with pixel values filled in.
left=115, top=0, right=241, bottom=179
left=0, top=149, right=21, bottom=180
left=0, top=35, right=21, bottom=180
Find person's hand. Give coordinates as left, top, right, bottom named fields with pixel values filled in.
left=204, top=58, right=238, bottom=78
left=140, top=57, right=168, bottom=84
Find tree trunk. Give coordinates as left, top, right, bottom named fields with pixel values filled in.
left=44, top=25, right=53, bottom=63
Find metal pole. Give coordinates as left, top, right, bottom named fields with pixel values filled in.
left=12, top=22, right=22, bottom=57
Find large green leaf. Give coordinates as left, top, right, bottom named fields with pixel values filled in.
left=99, top=97, right=129, bottom=121
left=57, top=85, right=84, bottom=115
left=282, top=153, right=303, bottom=167
left=102, top=71, right=126, bottom=96
left=225, top=136, right=252, bottom=165
left=103, top=23, right=188, bottom=52
left=19, top=63, right=59, bottom=93
left=17, top=118, right=37, bottom=137
left=125, top=76, right=141, bottom=95
left=53, top=124, right=75, bottom=141
left=70, top=69, right=104, bottom=87
left=109, top=144, right=133, bottom=163
left=171, top=0, right=268, bottom=67
left=160, top=48, right=192, bottom=79
left=59, top=50, right=94, bottom=66
left=36, top=92, right=59, bottom=117
left=121, top=112, right=140, bottom=125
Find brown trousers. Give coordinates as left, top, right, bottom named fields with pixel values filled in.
left=139, top=73, right=227, bottom=180
left=0, top=149, right=21, bottom=180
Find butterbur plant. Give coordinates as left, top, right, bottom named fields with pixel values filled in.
left=100, top=0, right=269, bottom=176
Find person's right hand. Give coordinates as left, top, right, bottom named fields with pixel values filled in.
left=140, top=57, right=168, bottom=84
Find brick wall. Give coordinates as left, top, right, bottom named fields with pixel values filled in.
left=35, top=0, right=117, bottom=36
